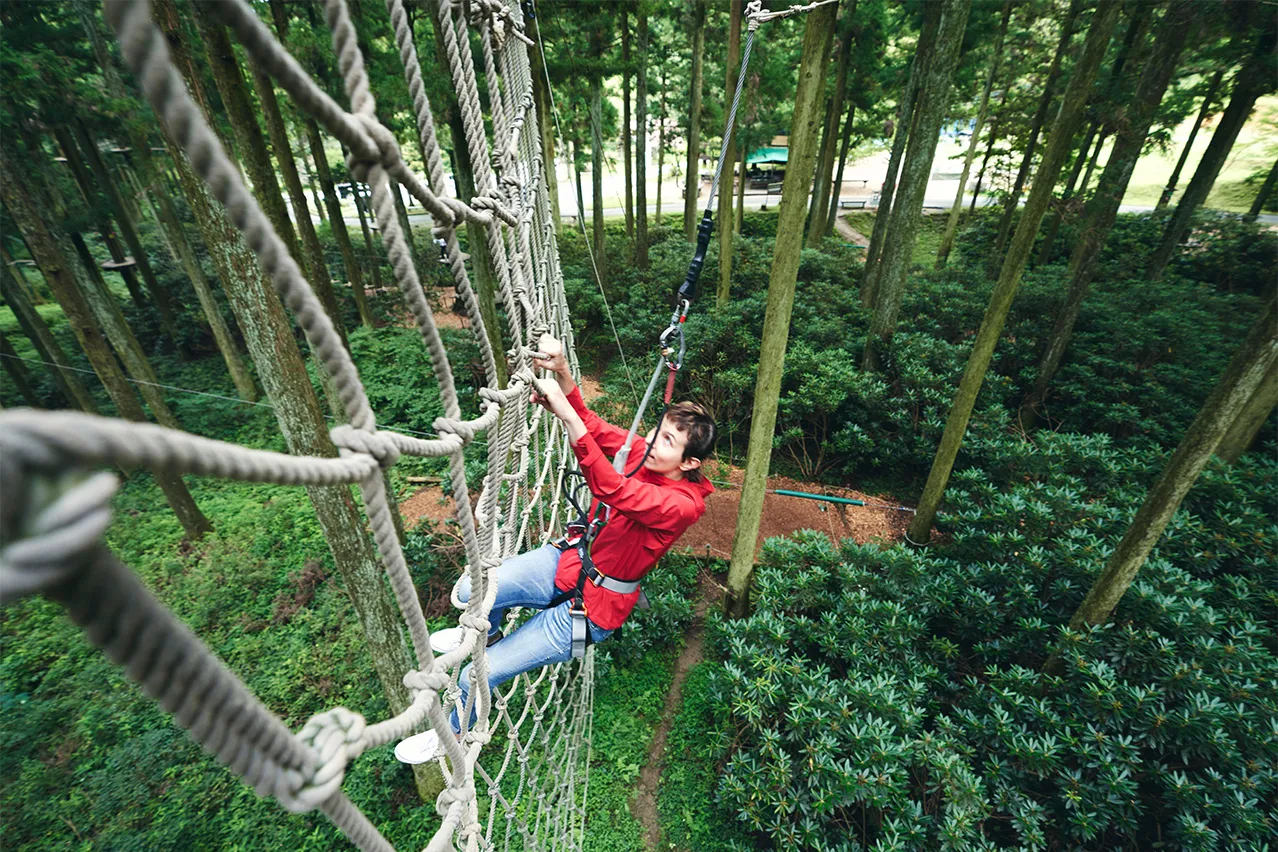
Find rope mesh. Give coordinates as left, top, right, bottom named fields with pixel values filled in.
left=1, top=0, right=589, bottom=848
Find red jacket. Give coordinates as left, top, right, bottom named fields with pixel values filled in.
left=554, top=387, right=714, bottom=630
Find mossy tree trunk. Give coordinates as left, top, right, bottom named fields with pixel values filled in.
left=989, top=0, right=1084, bottom=264
left=936, top=0, right=1011, bottom=268
left=656, top=64, right=667, bottom=220
left=861, top=4, right=938, bottom=309
left=155, top=0, right=433, bottom=797
left=1244, top=158, right=1278, bottom=222
left=807, top=8, right=855, bottom=248
left=0, top=153, right=211, bottom=540
left=621, top=6, right=634, bottom=240
left=1063, top=294, right=1277, bottom=632
left=0, top=331, right=41, bottom=406
left=527, top=10, right=561, bottom=235
left=908, top=0, right=1121, bottom=543
left=725, top=1, right=837, bottom=619
left=1215, top=356, right=1278, bottom=463
left=1157, top=68, right=1224, bottom=210
left=635, top=9, right=650, bottom=270
left=823, top=101, right=857, bottom=239
left=307, top=119, right=376, bottom=328
left=1, top=261, right=98, bottom=412
left=716, top=0, right=744, bottom=304
left=862, top=0, right=971, bottom=371
left=1022, top=2, right=1192, bottom=429
left=1147, top=36, right=1273, bottom=279
left=683, top=0, right=707, bottom=241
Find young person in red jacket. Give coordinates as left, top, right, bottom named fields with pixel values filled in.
left=396, top=335, right=716, bottom=764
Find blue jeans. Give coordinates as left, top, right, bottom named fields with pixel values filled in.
left=451, top=543, right=612, bottom=733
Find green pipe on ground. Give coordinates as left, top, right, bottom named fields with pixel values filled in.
left=773, top=489, right=866, bottom=507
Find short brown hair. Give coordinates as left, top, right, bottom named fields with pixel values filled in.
left=665, top=401, right=716, bottom=481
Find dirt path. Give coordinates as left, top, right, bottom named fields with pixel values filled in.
left=833, top=213, right=871, bottom=247
left=629, top=569, right=723, bottom=850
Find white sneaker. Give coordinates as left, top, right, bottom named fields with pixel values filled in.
left=395, top=729, right=446, bottom=764
left=430, top=626, right=465, bottom=654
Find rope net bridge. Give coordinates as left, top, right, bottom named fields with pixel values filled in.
left=1, top=0, right=597, bottom=848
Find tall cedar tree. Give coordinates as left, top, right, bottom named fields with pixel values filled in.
left=635, top=9, right=650, bottom=268
left=716, top=0, right=744, bottom=304
left=807, top=4, right=856, bottom=247
left=1157, top=68, right=1223, bottom=209
left=683, top=0, right=707, bottom=241
left=725, top=0, right=838, bottom=618
left=1023, top=2, right=1194, bottom=428
left=909, top=0, right=1122, bottom=541
left=862, top=0, right=971, bottom=371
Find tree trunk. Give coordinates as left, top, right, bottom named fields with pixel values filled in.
left=716, top=0, right=744, bottom=304
left=1245, top=158, right=1278, bottom=222
left=1036, top=120, right=1097, bottom=264
left=683, top=0, right=707, bottom=241
left=736, top=140, right=746, bottom=233
left=635, top=10, right=650, bottom=269
left=1147, top=41, right=1272, bottom=280
left=1215, top=356, right=1278, bottom=463
left=573, top=139, right=586, bottom=226
left=621, top=6, right=634, bottom=239
left=824, top=101, right=857, bottom=239
left=725, top=1, right=837, bottom=619
left=1022, top=2, right=1191, bottom=429
left=527, top=11, right=561, bottom=235
left=295, top=129, right=327, bottom=223
left=1157, top=68, right=1224, bottom=210
left=0, top=155, right=211, bottom=539
left=153, top=0, right=430, bottom=793
left=937, top=0, right=1012, bottom=268
left=51, top=126, right=151, bottom=317
left=0, top=331, right=41, bottom=407
left=656, top=65, right=667, bottom=221
left=245, top=57, right=348, bottom=350
left=861, top=4, right=938, bottom=309
left=1, top=244, right=44, bottom=305
left=308, top=120, right=375, bottom=328
left=0, top=258, right=99, bottom=412
left=990, top=0, right=1084, bottom=264
left=143, top=148, right=259, bottom=402
left=908, top=0, right=1120, bottom=543
left=352, top=181, right=384, bottom=292
left=862, top=0, right=971, bottom=370
left=1077, top=128, right=1106, bottom=196
left=590, top=25, right=606, bottom=269
left=808, top=9, right=856, bottom=248
left=1063, top=294, right=1277, bottom=632
left=968, top=92, right=1006, bottom=214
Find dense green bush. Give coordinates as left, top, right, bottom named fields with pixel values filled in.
left=689, top=439, right=1276, bottom=850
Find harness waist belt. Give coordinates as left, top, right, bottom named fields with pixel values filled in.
left=583, top=562, right=641, bottom=595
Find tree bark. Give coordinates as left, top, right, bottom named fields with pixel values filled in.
left=736, top=140, right=746, bottom=234
left=908, top=0, right=1121, bottom=543
left=656, top=64, right=667, bottom=221
left=1147, top=41, right=1272, bottom=279
left=295, top=128, right=327, bottom=224
left=527, top=10, right=561, bottom=234
left=245, top=57, right=348, bottom=350
left=1076, top=126, right=1107, bottom=197
left=1063, top=293, right=1277, bottom=631
left=725, top=1, right=837, bottom=619
left=1036, top=120, right=1097, bottom=264
left=352, top=180, right=384, bottom=293
left=1, top=244, right=44, bottom=305
left=968, top=91, right=1006, bottom=214
left=621, top=6, right=634, bottom=239
left=1245, top=158, right=1278, bottom=222
left=937, top=0, right=1011, bottom=268
left=590, top=24, right=606, bottom=269
left=1, top=258, right=99, bottom=412
left=684, top=0, right=707, bottom=241
left=308, top=120, right=375, bottom=328
left=1023, top=2, right=1191, bottom=428
left=0, top=155, right=211, bottom=539
left=635, top=9, right=650, bottom=269
left=808, top=9, right=856, bottom=248
left=861, top=4, right=938, bottom=309
left=824, top=101, right=857, bottom=239
left=990, top=0, right=1084, bottom=264
left=1157, top=68, right=1224, bottom=210
left=0, top=330, right=41, bottom=407
left=717, top=0, right=744, bottom=304
left=862, top=0, right=971, bottom=370
left=153, top=0, right=429, bottom=794
left=143, top=149, right=260, bottom=402
left=1215, top=355, right=1278, bottom=463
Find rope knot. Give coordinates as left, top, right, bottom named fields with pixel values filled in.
left=329, top=424, right=400, bottom=469
left=466, top=729, right=493, bottom=746
left=279, top=708, right=365, bottom=813
left=0, top=463, right=118, bottom=605
left=435, top=781, right=477, bottom=817
left=403, top=668, right=451, bottom=692
left=433, top=415, right=475, bottom=444
left=345, top=114, right=401, bottom=183
left=459, top=613, right=490, bottom=633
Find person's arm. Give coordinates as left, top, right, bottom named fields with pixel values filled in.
left=532, top=379, right=692, bottom=531
left=533, top=335, right=634, bottom=456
